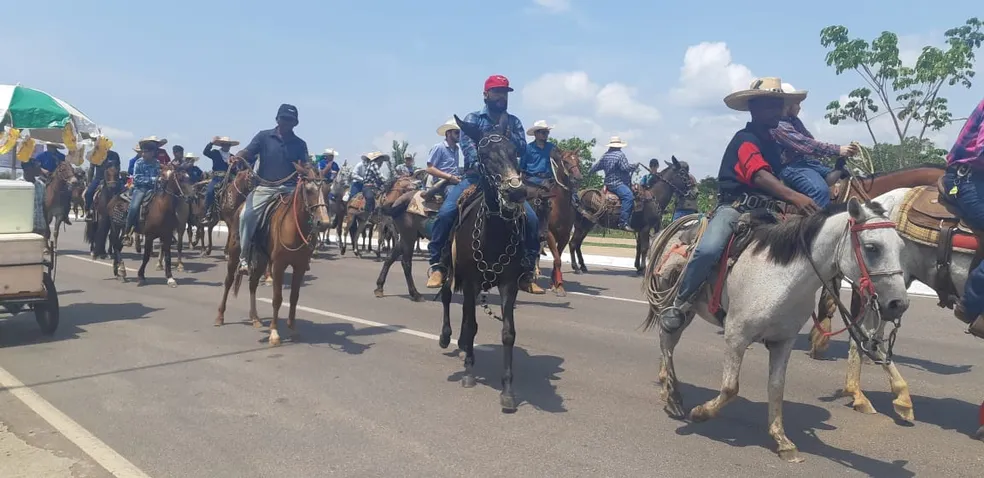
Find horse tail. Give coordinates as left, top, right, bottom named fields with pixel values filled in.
left=233, top=271, right=243, bottom=298
left=84, top=218, right=94, bottom=245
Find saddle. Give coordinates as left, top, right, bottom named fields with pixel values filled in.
left=579, top=186, right=647, bottom=218
left=250, top=191, right=292, bottom=261
left=405, top=191, right=442, bottom=217
left=894, top=181, right=984, bottom=309
left=117, top=188, right=158, bottom=231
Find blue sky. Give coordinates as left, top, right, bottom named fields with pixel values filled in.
left=1, top=0, right=980, bottom=177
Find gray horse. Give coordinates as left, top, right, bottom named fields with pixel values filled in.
left=643, top=197, right=909, bottom=462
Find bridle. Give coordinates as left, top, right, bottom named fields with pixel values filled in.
left=281, top=172, right=328, bottom=251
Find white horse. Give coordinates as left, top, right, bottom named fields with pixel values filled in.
left=644, top=197, right=910, bottom=462
left=820, top=187, right=981, bottom=427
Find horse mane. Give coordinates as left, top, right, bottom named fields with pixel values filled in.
left=749, top=201, right=887, bottom=265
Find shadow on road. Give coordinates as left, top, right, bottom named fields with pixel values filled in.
left=792, top=333, right=974, bottom=376
left=264, top=319, right=398, bottom=355
left=0, top=301, right=162, bottom=348
left=445, top=344, right=567, bottom=413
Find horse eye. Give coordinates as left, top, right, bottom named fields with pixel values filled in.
left=863, top=243, right=879, bottom=254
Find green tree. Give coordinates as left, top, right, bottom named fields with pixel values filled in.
left=820, top=18, right=983, bottom=170
left=390, top=139, right=416, bottom=163
left=695, top=176, right=718, bottom=212
left=548, top=136, right=602, bottom=190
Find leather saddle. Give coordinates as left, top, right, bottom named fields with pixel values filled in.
left=579, top=186, right=646, bottom=217
left=119, top=188, right=158, bottom=226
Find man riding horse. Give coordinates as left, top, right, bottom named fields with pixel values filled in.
left=521, top=120, right=569, bottom=241
left=84, top=148, right=122, bottom=221
left=424, top=74, right=544, bottom=294
left=659, top=77, right=823, bottom=333
left=587, top=136, right=640, bottom=232
left=125, top=137, right=165, bottom=240
left=201, top=135, right=240, bottom=225
left=422, top=118, right=462, bottom=198
left=30, top=144, right=72, bottom=226
left=317, top=148, right=340, bottom=183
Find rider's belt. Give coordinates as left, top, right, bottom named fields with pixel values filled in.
left=722, top=193, right=776, bottom=212
left=212, top=171, right=226, bottom=177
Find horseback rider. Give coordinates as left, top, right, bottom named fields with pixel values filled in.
left=31, top=143, right=72, bottom=225
left=124, top=138, right=164, bottom=239
left=83, top=147, right=122, bottom=221
left=942, top=96, right=984, bottom=330
left=229, top=104, right=309, bottom=275
left=424, top=74, right=545, bottom=294
left=181, top=152, right=204, bottom=183
left=200, top=136, right=239, bottom=224
left=771, top=82, right=857, bottom=207
left=639, top=158, right=661, bottom=186
left=350, top=154, right=369, bottom=200
left=317, top=148, right=340, bottom=183
left=659, top=77, right=822, bottom=333
left=587, top=136, right=639, bottom=232
left=422, top=118, right=462, bottom=197
left=395, top=153, right=416, bottom=177
left=672, top=173, right=699, bottom=221
left=360, top=151, right=392, bottom=214
left=521, top=120, right=564, bottom=239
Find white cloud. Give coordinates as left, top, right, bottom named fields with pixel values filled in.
left=669, top=42, right=755, bottom=109
left=596, top=83, right=661, bottom=123
left=532, top=0, right=571, bottom=13
left=371, top=131, right=408, bottom=156
left=522, top=71, right=660, bottom=124
left=99, top=126, right=135, bottom=141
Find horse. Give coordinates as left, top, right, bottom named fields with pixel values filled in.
left=815, top=186, right=982, bottom=424
left=83, top=164, right=122, bottom=259
left=320, top=165, right=352, bottom=248
left=569, top=157, right=692, bottom=275
left=41, top=160, right=79, bottom=251
left=808, top=164, right=946, bottom=359
left=215, top=163, right=330, bottom=347
left=106, top=163, right=192, bottom=286
left=436, top=114, right=530, bottom=412
left=536, top=149, right=583, bottom=296
left=642, top=198, right=909, bottom=461
left=70, top=168, right=86, bottom=219
left=373, top=174, right=434, bottom=301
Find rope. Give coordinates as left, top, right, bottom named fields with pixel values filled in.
left=643, top=214, right=706, bottom=310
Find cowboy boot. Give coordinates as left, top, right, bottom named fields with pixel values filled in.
left=426, top=268, right=445, bottom=288
left=519, top=271, right=546, bottom=295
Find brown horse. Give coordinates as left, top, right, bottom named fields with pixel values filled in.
left=70, top=169, right=86, bottom=219
left=215, top=163, right=330, bottom=346
left=570, top=157, right=692, bottom=275
left=41, top=160, right=80, bottom=252
left=808, top=164, right=946, bottom=359
left=107, top=163, right=192, bottom=286
left=373, top=175, right=435, bottom=301
left=83, top=164, right=122, bottom=259
left=537, top=149, right=583, bottom=296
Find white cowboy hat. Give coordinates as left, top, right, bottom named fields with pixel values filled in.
left=436, top=118, right=460, bottom=136
left=183, top=152, right=199, bottom=161
left=724, top=77, right=807, bottom=112
left=323, top=148, right=338, bottom=156
left=212, top=136, right=240, bottom=146
left=526, top=120, right=553, bottom=137
left=364, top=151, right=389, bottom=161
left=133, top=136, right=167, bottom=152
left=606, top=136, right=628, bottom=148
left=781, top=82, right=809, bottom=104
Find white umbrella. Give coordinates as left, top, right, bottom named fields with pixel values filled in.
left=0, top=84, right=101, bottom=144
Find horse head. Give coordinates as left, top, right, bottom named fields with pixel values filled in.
left=655, top=155, right=693, bottom=194
left=558, top=149, right=583, bottom=186
left=332, top=166, right=352, bottom=195
left=161, top=163, right=193, bottom=200
left=453, top=113, right=524, bottom=208
left=839, top=198, right=909, bottom=320
left=293, top=162, right=331, bottom=229
left=52, top=160, right=78, bottom=188
left=103, top=164, right=120, bottom=190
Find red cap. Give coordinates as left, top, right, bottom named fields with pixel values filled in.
left=484, top=75, right=514, bottom=92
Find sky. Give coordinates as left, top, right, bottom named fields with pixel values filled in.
left=1, top=0, right=981, bottom=178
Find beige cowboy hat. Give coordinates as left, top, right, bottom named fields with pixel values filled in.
left=363, top=151, right=390, bottom=161
left=183, top=152, right=199, bottom=162
left=606, top=136, right=628, bottom=148
left=526, top=120, right=553, bottom=137
left=724, top=77, right=807, bottom=112
left=782, top=82, right=809, bottom=104
left=212, top=136, right=240, bottom=146
left=133, top=135, right=167, bottom=151
left=436, top=118, right=460, bottom=136
left=323, top=148, right=338, bottom=156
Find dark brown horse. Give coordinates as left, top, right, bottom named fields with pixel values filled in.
left=215, top=163, right=330, bottom=346
left=83, top=164, right=121, bottom=259
left=373, top=175, right=435, bottom=301
left=437, top=114, right=528, bottom=412
left=41, top=160, right=79, bottom=251
left=570, top=157, right=692, bottom=275
left=537, top=149, right=583, bottom=296
left=70, top=168, right=86, bottom=219
left=107, top=163, right=192, bottom=286
left=808, top=164, right=946, bottom=359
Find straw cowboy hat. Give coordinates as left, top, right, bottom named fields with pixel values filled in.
left=133, top=135, right=167, bottom=152
left=526, top=120, right=553, bottom=137
left=606, top=136, right=628, bottom=148
left=323, top=148, right=338, bottom=156
left=363, top=151, right=389, bottom=161
left=436, top=118, right=460, bottom=136
left=724, top=77, right=807, bottom=112
left=183, top=152, right=199, bottom=162
left=213, top=136, right=240, bottom=146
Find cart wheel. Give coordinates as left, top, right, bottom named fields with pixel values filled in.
left=34, top=272, right=59, bottom=336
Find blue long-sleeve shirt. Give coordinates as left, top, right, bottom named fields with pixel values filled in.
left=203, top=143, right=230, bottom=172
left=127, top=154, right=139, bottom=176
left=132, top=158, right=160, bottom=189
left=588, top=150, right=635, bottom=188
left=459, top=106, right=526, bottom=172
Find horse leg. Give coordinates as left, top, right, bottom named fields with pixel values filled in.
left=809, top=282, right=839, bottom=359
left=264, top=263, right=274, bottom=286
left=439, top=287, right=453, bottom=349
left=690, top=328, right=752, bottom=422
left=215, top=247, right=238, bottom=326
left=286, top=262, right=304, bottom=341
left=374, top=234, right=404, bottom=299
left=763, top=338, right=803, bottom=462
left=658, top=307, right=694, bottom=418
left=157, top=238, right=165, bottom=271
left=112, top=225, right=127, bottom=282
left=636, top=226, right=652, bottom=276
left=164, top=234, right=177, bottom=288
left=51, top=215, right=62, bottom=252
left=137, top=234, right=153, bottom=284
left=546, top=232, right=565, bottom=297
left=459, top=285, right=478, bottom=388
left=248, top=261, right=265, bottom=328
left=268, top=260, right=288, bottom=346
left=570, top=220, right=592, bottom=273
left=498, top=281, right=519, bottom=412
left=205, top=224, right=214, bottom=256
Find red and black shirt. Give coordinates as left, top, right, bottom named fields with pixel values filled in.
left=717, top=122, right=785, bottom=202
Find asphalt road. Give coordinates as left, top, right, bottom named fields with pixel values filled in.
left=1, top=225, right=982, bottom=477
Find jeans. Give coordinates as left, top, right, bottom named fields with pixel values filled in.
left=239, top=184, right=295, bottom=263
left=676, top=205, right=742, bottom=302
left=427, top=177, right=539, bottom=270
left=364, top=186, right=377, bottom=212
left=673, top=209, right=698, bottom=221
left=204, top=175, right=223, bottom=215
left=84, top=176, right=100, bottom=209
left=349, top=181, right=364, bottom=201
left=611, top=184, right=634, bottom=226
left=943, top=168, right=984, bottom=319
left=126, top=187, right=150, bottom=231
left=779, top=159, right=833, bottom=207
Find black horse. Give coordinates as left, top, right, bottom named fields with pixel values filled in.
left=437, top=113, right=529, bottom=413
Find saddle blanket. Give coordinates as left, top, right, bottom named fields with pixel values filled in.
left=406, top=191, right=441, bottom=217
left=893, top=186, right=978, bottom=254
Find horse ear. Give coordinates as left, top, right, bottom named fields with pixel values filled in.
left=454, top=115, right=482, bottom=144
left=847, top=197, right=863, bottom=220
left=671, top=155, right=680, bottom=167
left=663, top=160, right=672, bottom=167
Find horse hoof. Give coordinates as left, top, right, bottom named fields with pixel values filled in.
left=270, top=336, right=281, bottom=346
left=411, top=294, right=424, bottom=302
left=214, top=317, right=224, bottom=327
left=461, top=375, right=476, bottom=388
left=177, top=264, right=184, bottom=272
left=136, top=278, right=146, bottom=286
left=688, top=405, right=711, bottom=422
left=893, top=402, right=914, bottom=423
left=155, top=264, right=163, bottom=271
left=500, top=394, right=518, bottom=413
left=167, top=278, right=177, bottom=288
left=554, top=288, right=567, bottom=298
left=439, top=333, right=451, bottom=349
left=778, top=448, right=804, bottom=463
left=373, top=289, right=384, bottom=298
left=580, top=267, right=588, bottom=273
left=252, top=319, right=263, bottom=328
left=974, top=425, right=984, bottom=441
left=664, top=400, right=686, bottom=419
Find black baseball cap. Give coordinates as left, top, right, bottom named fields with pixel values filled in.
left=277, top=104, right=299, bottom=121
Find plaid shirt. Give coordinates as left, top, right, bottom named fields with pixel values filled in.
left=770, top=116, right=840, bottom=164
left=459, top=106, right=526, bottom=171
left=947, top=97, right=984, bottom=167
left=588, top=150, right=634, bottom=187
left=132, top=158, right=160, bottom=190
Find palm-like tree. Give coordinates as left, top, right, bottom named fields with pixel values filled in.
left=391, top=139, right=417, bottom=162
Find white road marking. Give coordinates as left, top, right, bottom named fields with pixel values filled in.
left=0, top=367, right=152, bottom=478
left=568, top=291, right=648, bottom=304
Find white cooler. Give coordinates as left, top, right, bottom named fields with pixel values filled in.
left=0, top=179, right=37, bottom=234
left=0, top=232, right=45, bottom=295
